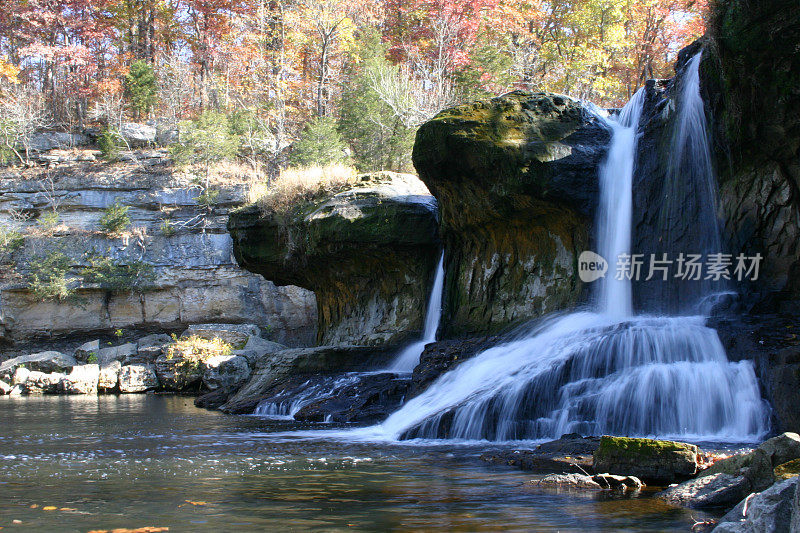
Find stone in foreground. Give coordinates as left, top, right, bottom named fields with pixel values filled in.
left=713, top=477, right=798, bottom=533
left=59, top=364, right=100, bottom=394
left=592, top=436, right=698, bottom=484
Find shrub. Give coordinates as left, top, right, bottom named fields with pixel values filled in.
left=99, top=200, right=131, bottom=233
left=288, top=117, right=350, bottom=168
left=97, top=128, right=121, bottom=161
left=125, top=60, right=158, bottom=120
left=0, top=225, right=24, bottom=256
left=160, top=218, right=175, bottom=236
left=81, top=255, right=155, bottom=293
left=171, top=111, right=239, bottom=187
left=37, top=210, right=60, bottom=229
left=28, top=251, right=74, bottom=301
left=195, top=188, right=220, bottom=209
left=165, top=335, right=234, bottom=370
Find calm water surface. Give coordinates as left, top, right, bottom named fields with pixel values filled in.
left=0, top=395, right=714, bottom=532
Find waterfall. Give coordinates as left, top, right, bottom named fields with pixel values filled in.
left=255, top=251, right=446, bottom=418
left=597, top=87, right=646, bottom=317
left=388, top=252, right=445, bottom=372
left=355, top=57, right=769, bottom=442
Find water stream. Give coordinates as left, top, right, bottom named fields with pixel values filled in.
left=254, top=252, right=446, bottom=418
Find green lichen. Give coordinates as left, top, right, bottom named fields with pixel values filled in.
left=774, top=459, right=800, bottom=480
left=596, top=436, right=695, bottom=460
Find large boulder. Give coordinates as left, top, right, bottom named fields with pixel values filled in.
left=99, top=360, right=121, bottom=391
left=59, top=364, right=100, bottom=395
left=118, top=364, right=159, bottom=393
left=413, top=91, right=610, bottom=336
left=202, top=355, right=250, bottom=392
left=27, top=132, right=90, bottom=152
left=701, top=433, right=800, bottom=493
left=22, top=371, right=65, bottom=394
left=119, top=122, right=156, bottom=146
left=183, top=323, right=260, bottom=347
left=592, top=436, right=699, bottom=485
left=713, top=477, right=797, bottom=533
left=97, top=343, right=138, bottom=366
left=0, top=351, right=77, bottom=379
left=659, top=472, right=751, bottom=509
left=229, top=172, right=440, bottom=348
left=154, top=353, right=203, bottom=392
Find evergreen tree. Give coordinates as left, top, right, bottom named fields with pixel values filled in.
left=125, top=60, right=158, bottom=120
left=288, top=117, right=349, bottom=168
left=337, top=31, right=415, bottom=172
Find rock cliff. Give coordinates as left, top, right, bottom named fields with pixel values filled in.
left=0, top=159, right=316, bottom=346
left=412, top=91, right=610, bottom=337
left=228, top=172, right=440, bottom=348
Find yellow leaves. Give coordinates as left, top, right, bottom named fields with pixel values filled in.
left=179, top=500, right=208, bottom=507
left=0, top=57, right=21, bottom=84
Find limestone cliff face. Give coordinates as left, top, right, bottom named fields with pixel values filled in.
left=228, top=172, right=440, bottom=348
left=412, top=91, right=610, bottom=337
left=0, top=161, right=317, bottom=346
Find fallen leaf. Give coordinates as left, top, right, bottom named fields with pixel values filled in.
left=42, top=506, right=58, bottom=511
left=59, top=508, right=77, bottom=511
left=29, top=504, right=38, bottom=509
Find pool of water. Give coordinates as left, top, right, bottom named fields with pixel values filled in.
left=0, top=395, right=716, bottom=532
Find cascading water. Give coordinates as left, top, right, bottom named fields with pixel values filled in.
left=388, top=252, right=445, bottom=372
left=254, top=251, right=446, bottom=418
left=353, top=53, right=769, bottom=442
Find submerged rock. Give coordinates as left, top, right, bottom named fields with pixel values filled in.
left=713, top=477, right=798, bottom=533
left=481, top=434, right=599, bottom=475
left=290, top=372, right=411, bottom=424
left=535, top=474, right=602, bottom=490
left=220, top=345, right=384, bottom=414
left=229, top=172, right=439, bottom=349
left=413, top=91, right=610, bottom=337
left=592, top=436, right=699, bottom=485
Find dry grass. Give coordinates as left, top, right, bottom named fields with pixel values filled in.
left=249, top=163, right=358, bottom=215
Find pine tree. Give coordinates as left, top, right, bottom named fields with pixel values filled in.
left=125, top=60, right=158, bottom=120
left=288, top=117, right=349, bottom=168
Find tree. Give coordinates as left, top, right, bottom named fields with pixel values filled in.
left=338, top=31, right=415, bottom=172
left=171, top=110, right=239, bottom=187
left=125, top=60, right=158, bottom=120
left=288, top=117, right=349, bottom=167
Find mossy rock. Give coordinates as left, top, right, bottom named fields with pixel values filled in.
left=595, top=436, right=698, bottom=460
left=774, top=458, right=800, bottom=480
left=593, top=436, right=699, bottom=485
left=229, top=172, right=440, bottom=349
left=412, top=91, right=609, bottom=336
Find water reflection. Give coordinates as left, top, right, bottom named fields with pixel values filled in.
left=1, top=395, right=713, bottom=531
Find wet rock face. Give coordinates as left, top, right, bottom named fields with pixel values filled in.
left=413, top=91, right=609, bottom=337
left=702, top=0, right=800, bottom=300
left=229, top=172, right=440, bottom=348
left=410, top=336, right=502, bottom=397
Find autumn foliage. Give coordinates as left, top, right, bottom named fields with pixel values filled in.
left=0, top=0, right=707, bottom=168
